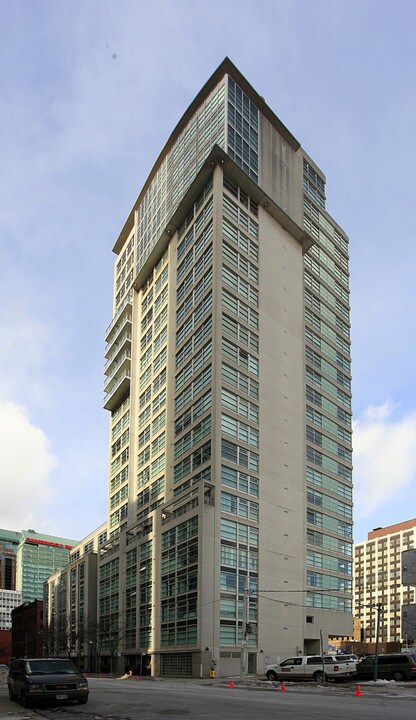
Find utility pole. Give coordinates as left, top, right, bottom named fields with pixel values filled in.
left=239, top=576, right=249, bottom=681
left=363, top=601, right=383, bottom=681
left=319, top=629, right=326, bottom=684
left=374, top=603, right=382, bottom=682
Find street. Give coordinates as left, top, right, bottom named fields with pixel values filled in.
left=2, top=677, right=416, bottom=720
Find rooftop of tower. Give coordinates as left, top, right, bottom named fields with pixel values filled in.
left=113, top=57, right=304, bottom=255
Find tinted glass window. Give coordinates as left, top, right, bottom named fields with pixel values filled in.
left=362, top=657, right=374, bottom=666
left=26, top=660, right=78, bottom=675
left=379, top=655, right=406, bottom=666
left=280, top=658, right=296, bottom=666
left=378, top=657, right=390, bottom=665
left=307, top=656, right=322, bottom=664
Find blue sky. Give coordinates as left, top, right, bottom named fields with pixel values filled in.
left=0, top=0, right=415, bottom=544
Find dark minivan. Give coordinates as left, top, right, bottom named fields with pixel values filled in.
left=8, top=658, right=89, bottom=707
left=356, top=653, right=416, bottom=681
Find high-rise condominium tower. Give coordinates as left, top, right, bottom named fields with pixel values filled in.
left=102, top=58, right=353, bottom=677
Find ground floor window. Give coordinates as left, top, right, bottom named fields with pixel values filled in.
left=161, top=653, right=193, bottom=677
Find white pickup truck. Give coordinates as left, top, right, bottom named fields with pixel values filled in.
left=265, top=655, right=357, bottom=682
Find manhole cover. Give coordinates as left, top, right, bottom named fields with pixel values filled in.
left=159, top=710, right=190, bottom=715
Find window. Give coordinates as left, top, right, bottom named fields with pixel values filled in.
left=221, top=413, right=259, bottom=447
left=222, top=340, right=258, bottom=378
left=176, top=293, right=212, bottom=346
left=177, top=222, right=213, bottom=281
left=222, top=265, right=258, bottom=306
left=174, top=416, right=211, bottom=459
left=222, top=363, right=258, bottom=399
left=174, top=442, right=211, bottom=483
left=221, top=491, right=259, bottom=521
left=222, top=313, right=258, bottom=352
left=176, top=343, right=212, bottom=389
left=227, top=79, right=259, bottom=183
left=223, top=243, right=258, bottom=284
left=222, top=289, right=259, bottom=329
left=221, top=465, right=258, bottom=496
left=175, top=366, right=212, bottom=413
left=177, top=269, right=213, bottom=324
left=223, top=217, right=258, bottom=260
left=175, top=391, right=211, bottom=436
left=221, top=439, right=258, bottom=471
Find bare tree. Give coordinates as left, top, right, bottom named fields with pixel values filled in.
left=84, top=615, right=128, bottom=674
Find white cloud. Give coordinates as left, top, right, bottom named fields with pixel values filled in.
left=353, top=401, right=416, bottom=521
left=0, top=401, right=57, bottom=530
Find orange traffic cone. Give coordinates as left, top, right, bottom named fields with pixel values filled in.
left=229, top=680, right=235, bottom=688
left=355, top=684, right=363, bottom=697
left=280, top=681, right=287, bottom=692
left=135, top=675, right=139, bottom=682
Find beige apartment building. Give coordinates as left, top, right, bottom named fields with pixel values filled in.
left=354, top=520, right=416, bottom=644
left=46, top=58, right=353, bottom=677
left=44, top=525, right=107, bottom=668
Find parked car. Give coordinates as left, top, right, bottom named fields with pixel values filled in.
left=265, top=655, right=357, bottom=682
left=355, top=653, right=416, bottom=681
left=335, top=654, right=359, bottom=663
left=7, top=658, right=89, bottom=707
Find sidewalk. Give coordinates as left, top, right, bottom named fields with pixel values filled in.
left=0, top=689, right=36, bottom=719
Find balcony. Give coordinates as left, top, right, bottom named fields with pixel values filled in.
left=104, top=349, right=131, bottom=387
left=103, top=369, right=131, bottom=411
left=105, top=315, right=132, bottom=359
left=105, top=293, right=133, bottom=344
left=104, top=331, right=132, bottom=369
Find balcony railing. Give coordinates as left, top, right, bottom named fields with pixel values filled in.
left=104, top=331, right=132, bottom=368
left=103, top=369, right=131, bottom=411
left=104, top=350, right=131, bottom=391
left=105, top=291, right=133, bottom=343
left=105, top=314, right=132, bottom=357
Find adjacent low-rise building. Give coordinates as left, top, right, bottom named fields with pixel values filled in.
left=44, top=524, right=107, bottom=670
left=11, top=600, right=44, bottom=658
left=0, top=589, right=22, bottom=631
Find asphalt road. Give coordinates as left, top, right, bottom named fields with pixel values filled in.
left=2, top=677, right=416, bottom=720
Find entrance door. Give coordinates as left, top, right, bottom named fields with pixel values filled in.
left=247, top=653, right=257, bottom=674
